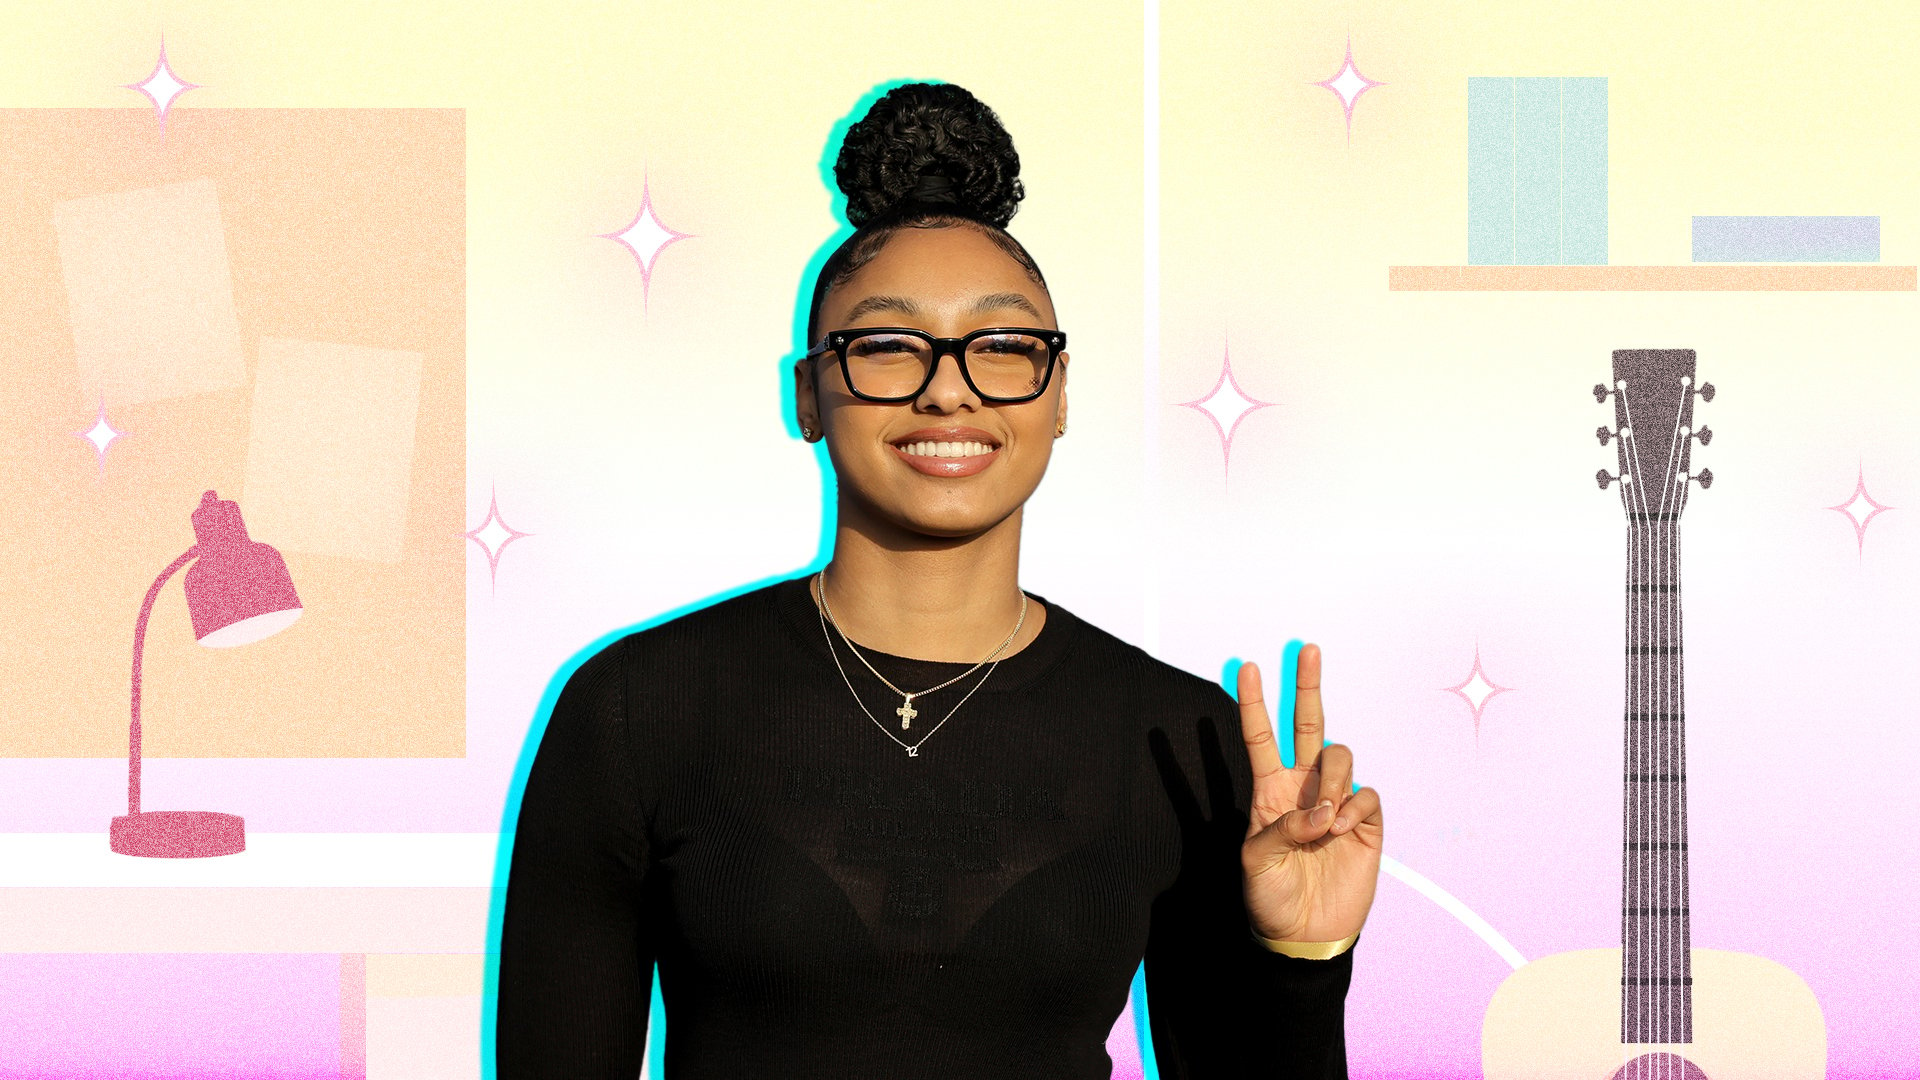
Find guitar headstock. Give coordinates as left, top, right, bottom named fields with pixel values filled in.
left=1593, top=349, right=1714, bottom=519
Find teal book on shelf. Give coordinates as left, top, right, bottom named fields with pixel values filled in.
left=1467, top=76, right=1607, bottom=265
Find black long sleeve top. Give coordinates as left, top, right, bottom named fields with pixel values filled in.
left=498, top=571, right=1355, bottom=1078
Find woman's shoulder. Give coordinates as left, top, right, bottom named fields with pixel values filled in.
left=547, top=583, right=787, bottom=788
left=601, top=577, right=788, bottom=664
left=1050, top=601, right=1239, bottom=715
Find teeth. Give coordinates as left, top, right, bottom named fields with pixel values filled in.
left=900, top=440, right=994, bottom=458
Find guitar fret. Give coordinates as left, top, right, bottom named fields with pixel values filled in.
left=1620, top=976, right=1694, bottom=985
left=1624, top=841, right=1688, bottom=849
left=1625, top=711, right=1684, bottom=719
left=1628, top=583, right=1678, bottom=592
left=1626, top=773, right=1684, bottom=780
left=1626, top=645, right=1682, bottom=653
left=1628, top=512, right=1680, bottom=520
left=1624, top=906, right=1689, bottom=913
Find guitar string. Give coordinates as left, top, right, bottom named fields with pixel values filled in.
left=1641, top=377, right=1690, bottom=1060
left=1649, top=382, right=1687, bottom=1056
left=1620, top=384, right=1647, bottom=1054
left=1667, top=382, right=1692, bottom=1051
left=1657, top=396, right=1676, bottom=1054
left=1658, top=381, right=1687, bottom=1054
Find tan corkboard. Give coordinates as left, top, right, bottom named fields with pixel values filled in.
left=0, top=108, right=464, bottom=757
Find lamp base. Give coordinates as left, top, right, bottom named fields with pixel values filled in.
left=111, top=810, right=246, bottom=858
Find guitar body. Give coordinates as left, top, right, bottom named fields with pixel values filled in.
left=1483, top=947, right=1825, bottom=1080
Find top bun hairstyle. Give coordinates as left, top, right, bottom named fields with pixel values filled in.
left=805, top=82, right=1050, bottom=349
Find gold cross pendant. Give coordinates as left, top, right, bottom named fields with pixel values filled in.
left=896, top=694, right=917, bottom=730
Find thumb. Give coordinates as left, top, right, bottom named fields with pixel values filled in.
left=1249, top=798, right=1336, bottom=863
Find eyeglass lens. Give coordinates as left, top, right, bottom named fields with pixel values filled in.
left=841, top=332, right=1052, bottom=401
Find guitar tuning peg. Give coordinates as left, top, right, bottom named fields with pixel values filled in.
left=1592, top=382, right=1611, bottom=404
left=1693, top=425, right=1712, bottom=446
left=1696, top=381, right=1715, bottom=402
left=1596, top=425, right=1615, bottom=446
left=1690, top=467, right=1714, bottom=489
left=1597, top=468, right=1618, bottom=489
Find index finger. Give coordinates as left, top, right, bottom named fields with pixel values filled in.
left=1236, top=660, right=1284, bottom=790
left=1294, top=643, right=1325, bottom=772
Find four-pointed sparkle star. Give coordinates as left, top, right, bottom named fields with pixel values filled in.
left=122, top=34, right=203, bottom=141
left=462, top=482, right=535, bottom=594
left=72, top=395, right=128, bottom=479
left=1174, top=338, right=1280, bottom=482
left=1827, top=462, right=1893, bottom=560
left=597, top=171, right=695, bottom=313
left=1311, top=35, right=1385, bottom=143
left=1444, top=643, right=1512, bottom=742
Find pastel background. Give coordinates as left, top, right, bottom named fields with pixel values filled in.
left=0, top=1, right=1914, bottom=1078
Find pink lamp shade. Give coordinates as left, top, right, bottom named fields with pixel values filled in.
left=111, top=491, right=303, bottom=858
left=183, top=489, right=304, bottom=647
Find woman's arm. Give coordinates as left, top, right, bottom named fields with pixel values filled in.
left=1141, top=685, right=1355, bottom=1078
left=498, top=639, right=654, bottom=1077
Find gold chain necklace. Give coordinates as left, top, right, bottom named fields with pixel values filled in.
left=813, top=568, right=1028, bottom=757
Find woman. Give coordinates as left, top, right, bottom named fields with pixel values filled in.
left=498, top=81, right=1383, bottom=1078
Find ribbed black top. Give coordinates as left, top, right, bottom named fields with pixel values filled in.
left=498, top=571, right=1354, bottom=1078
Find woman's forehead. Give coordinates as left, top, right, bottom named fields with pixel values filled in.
left=837, top=291, right=1043, bottom=325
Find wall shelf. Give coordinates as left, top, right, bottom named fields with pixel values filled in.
left=1387, top=265, right=1916, bottom=291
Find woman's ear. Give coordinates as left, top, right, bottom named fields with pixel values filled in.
left=793, top=359, right=818, bottom=437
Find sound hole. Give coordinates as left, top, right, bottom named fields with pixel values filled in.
left=1611, top=1051, right=1710, bottom=1080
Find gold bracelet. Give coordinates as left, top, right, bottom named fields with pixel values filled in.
left=1250, top=925, right=1360, bottom=960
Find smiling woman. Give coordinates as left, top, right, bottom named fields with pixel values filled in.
left=497, top=80, right=1375, bottom=1080
left=788, top=83, right=1074, bottom=665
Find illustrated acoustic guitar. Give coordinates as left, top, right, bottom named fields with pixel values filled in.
left=1481, top=350, right=1824, bottom=1079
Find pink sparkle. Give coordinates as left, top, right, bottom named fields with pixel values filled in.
left=1174, top=336, right=1281, bottom=482
left=72, top=395, right=128, bottom=479
left=1443, top=643, right=1513, bottom=742
left=461, top=482, right=535, bottom=594
left=596, top=170, right=696, bottom=314
left=1826, top=461, right=1893, bottom=560
left=121, top=33, right=204, bottom=143
left=1310, top=35, right=1386, bottom=144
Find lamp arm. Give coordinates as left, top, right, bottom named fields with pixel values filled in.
left=129, top=545, right=200, bottom=817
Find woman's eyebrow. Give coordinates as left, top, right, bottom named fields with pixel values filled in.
left=842, top=292, right=1041, bottom=323
left=971, top=292, right=1042, bottom=319
left=841, top=295, right=919, bottom=322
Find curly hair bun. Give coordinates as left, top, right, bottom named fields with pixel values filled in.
left=833, top=82, right=1026, bottom=230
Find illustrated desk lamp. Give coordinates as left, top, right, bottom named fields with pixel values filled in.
left=111, top=489, right=303, bottom=858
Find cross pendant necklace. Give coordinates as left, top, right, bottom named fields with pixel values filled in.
left=813, top=568, right=1027, bottom=758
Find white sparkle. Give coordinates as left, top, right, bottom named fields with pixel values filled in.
left=461, top=483, right=534, bottom=594
left=1327, top=65, right=1371, bottom=107
left=1827, top=462, right=1892, bottom=559
left=1311, top=36, right=1386, bottom=141
left=72, top=396, right=127, bottom=478
left=1443, top=644, right=1512, bottom=740
left=1458, top=668, right=1498, bottom=711
left=122, top=35, right=203, bottom=138
left=1174, top=338, right=1280, bottom=480
left=597, top=173, right=695, bottom=311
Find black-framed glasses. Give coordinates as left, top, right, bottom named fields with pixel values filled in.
left=804, top=326, right=1066, bottom=403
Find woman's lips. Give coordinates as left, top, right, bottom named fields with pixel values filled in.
left=890, top=442, right=1000, bottom=477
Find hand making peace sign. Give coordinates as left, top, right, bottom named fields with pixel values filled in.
left=1238, top=643, right=1382, bottom=945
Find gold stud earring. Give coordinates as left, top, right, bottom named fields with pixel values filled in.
left=1055, top=419, right=1066, bottom=437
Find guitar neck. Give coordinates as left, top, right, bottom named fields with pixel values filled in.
left=1621, top=515, right=1695, bottom=1044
